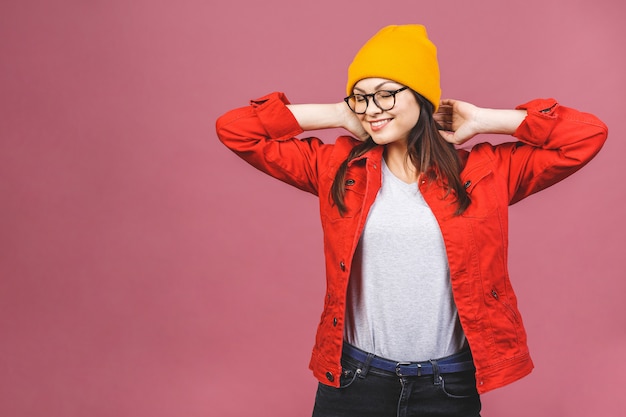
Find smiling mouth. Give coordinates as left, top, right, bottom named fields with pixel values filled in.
left=370, top=118, right=391, bottom=132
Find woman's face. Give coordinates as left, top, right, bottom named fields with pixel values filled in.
left=352, top=78, right=421, bottom=146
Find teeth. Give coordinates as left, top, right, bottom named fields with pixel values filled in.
left=371, top=119, right=389, bottom=127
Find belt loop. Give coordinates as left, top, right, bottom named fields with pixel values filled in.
left=358, top=353, right=374, bottom=378
left=429, top=359, right=442, bottom=386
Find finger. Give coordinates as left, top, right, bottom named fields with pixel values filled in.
left=439, top=98, right=456, bottom=107
left=437, top=129, right=456, bottom=143
left=434, top=105, right=453, bottom=117
left=432, top=113, right=444, bottom=124
left=434, top=113, right=454, bottom=130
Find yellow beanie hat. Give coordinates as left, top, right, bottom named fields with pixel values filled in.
left=346, top=24, right=441, bottom=111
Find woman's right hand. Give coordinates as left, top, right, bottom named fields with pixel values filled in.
left=337, top=102, right=370, bottom=141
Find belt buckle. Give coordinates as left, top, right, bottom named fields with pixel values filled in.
left=395, top=362, right=421, bottom=377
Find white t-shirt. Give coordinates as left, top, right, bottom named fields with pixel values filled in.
left=344, top=159, right=466, bottom=362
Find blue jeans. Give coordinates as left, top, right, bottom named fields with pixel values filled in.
left=312, top=345, right=481, bottom=417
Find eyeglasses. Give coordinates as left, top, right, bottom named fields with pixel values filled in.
left=344, top=86, right=409, bottom=114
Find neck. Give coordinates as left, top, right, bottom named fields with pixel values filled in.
left=384, top=144, right=419, bottom=184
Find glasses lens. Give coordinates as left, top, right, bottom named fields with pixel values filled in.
left=347, top=95, right=368, bottom=114
left=374, top=91, right=395, bottom=111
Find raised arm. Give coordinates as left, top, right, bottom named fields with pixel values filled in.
left=435, top=98, right=608, bottom=203
left=216, top=92, right=366, bottom=195
left=286, top=102, right=369, bottom=141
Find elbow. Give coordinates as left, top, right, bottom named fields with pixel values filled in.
left=586, top=120, right=609, bottom=161
left=215, top=113, right=230, bottom=145
left=568, top=116, right=609, bottom=165
left=215, top=109, right=247, bottom=149
left=585, top=112, right=609, bottom=148
left=598, top=120, right=609, bottom=147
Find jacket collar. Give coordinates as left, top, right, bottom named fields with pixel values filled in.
left=347, top=145, right=384, bottom=167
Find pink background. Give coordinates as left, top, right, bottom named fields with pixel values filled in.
left=1, top=0, right=624, bottom=416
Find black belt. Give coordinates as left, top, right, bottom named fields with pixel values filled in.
left=342, top=343, right=475, bottom=377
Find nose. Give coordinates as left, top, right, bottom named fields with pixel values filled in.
left=364, top=99, right=382, bottom=116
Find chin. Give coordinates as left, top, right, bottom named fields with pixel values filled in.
left=370, top=135, right=394, bottom=146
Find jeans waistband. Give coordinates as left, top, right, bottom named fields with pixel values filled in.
left=342, top=343, right=475, bottom=377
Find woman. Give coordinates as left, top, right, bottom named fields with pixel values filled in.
left=216, top=24, right=607, bottom=416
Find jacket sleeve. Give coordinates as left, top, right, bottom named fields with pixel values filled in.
left=215, top=92, right=326, bottom=196
left=494, top=98, right=608, bottom=204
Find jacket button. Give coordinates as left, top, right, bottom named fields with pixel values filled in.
left=326, top=372, right=334, bottom=382
left=464, top=180, right=471, bottom=189
left=333, top=317, right=338, bottom=326
left=340, top=261, right=345, bottom=271
left=345, top=179, right=355, bottom=186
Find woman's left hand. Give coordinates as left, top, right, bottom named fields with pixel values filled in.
left=434, top=98, right=527, bottom=145
left=434, top=99, right=482, bottom=145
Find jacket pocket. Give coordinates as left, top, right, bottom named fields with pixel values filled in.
left=489, top=288, right=520, bottom=326
left=485, top=287, right=521, bottom=350
left=325, top=168, right=367, bottom=220
left=460, top=165, right=497, bottom=219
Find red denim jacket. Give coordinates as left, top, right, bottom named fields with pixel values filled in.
left=216, top=92, right=607, bottom=393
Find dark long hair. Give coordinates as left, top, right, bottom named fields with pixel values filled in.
left=330, top=91, right=470, bottom=216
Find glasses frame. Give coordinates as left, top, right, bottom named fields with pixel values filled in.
left=344, top=86, right=409, bottom=114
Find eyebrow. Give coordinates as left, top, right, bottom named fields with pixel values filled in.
left=353, top=81, right=401, bottom=93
